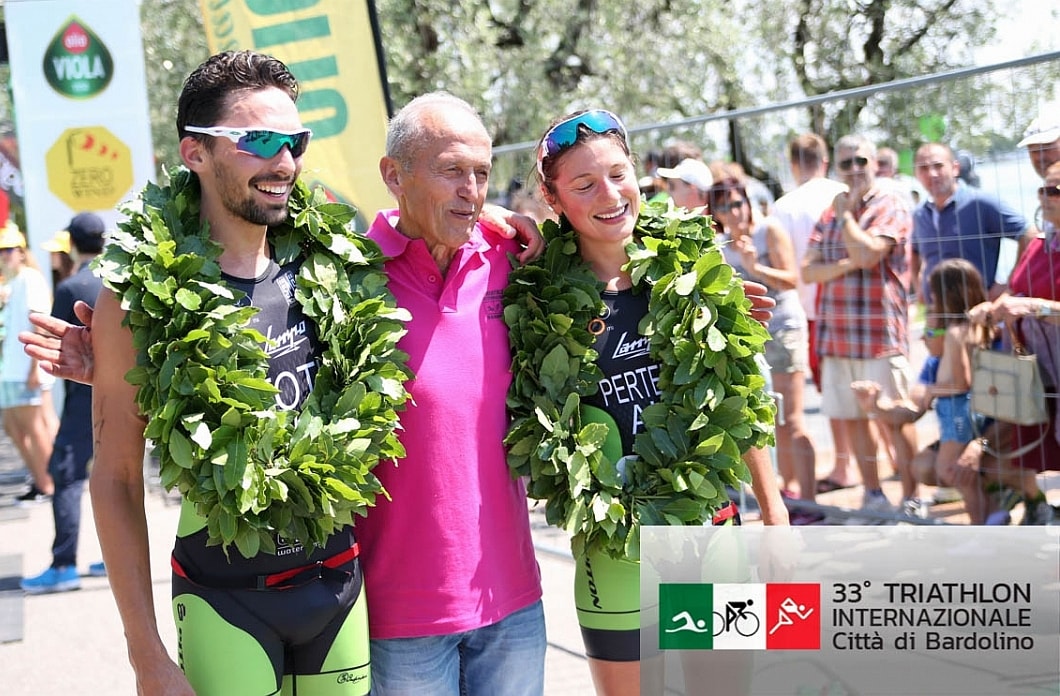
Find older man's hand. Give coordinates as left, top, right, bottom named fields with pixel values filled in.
left=20, top=301, right=95, bottom=385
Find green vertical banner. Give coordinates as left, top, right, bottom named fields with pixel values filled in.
left=198, top=0, right=394, bottom=224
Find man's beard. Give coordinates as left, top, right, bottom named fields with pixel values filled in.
left=231, top=197, right=289, bottom=227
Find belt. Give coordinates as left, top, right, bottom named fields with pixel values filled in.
left=171, top=542, right=360, bottom=591
left=712, top=501, right=740, bottom=526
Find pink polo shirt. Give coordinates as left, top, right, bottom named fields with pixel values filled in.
left=360, top=211, right=541, bottom=639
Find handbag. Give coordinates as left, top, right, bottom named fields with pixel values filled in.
left=971, top=325, right=1049, bottom=459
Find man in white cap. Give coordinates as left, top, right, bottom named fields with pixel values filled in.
left=1018, top=107, right=1060, bottom=180
left=655, top=157, right=714, bottom=213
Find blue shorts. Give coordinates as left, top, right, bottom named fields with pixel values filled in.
left=935, top=394, right=982, bottom=444
left=0, top=381, right=44, bottom=409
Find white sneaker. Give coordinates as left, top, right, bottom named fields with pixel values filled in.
left=901, top=497, right=929, bottom=520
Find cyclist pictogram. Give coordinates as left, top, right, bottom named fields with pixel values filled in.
left=713, top=599, right=760, bottom=637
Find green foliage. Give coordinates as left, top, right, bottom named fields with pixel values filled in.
left=504, top=203, right=775, bottom=561
left=97, top=169, right=412, bottom=558
left=138, top=0, right=209, bottom=179
left=8, top=0, right=1033, bottom=192
left=373, top=0, right=1015, bottom=187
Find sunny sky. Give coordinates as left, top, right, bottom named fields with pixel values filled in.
left=975, top=2, right=1059, bottom=65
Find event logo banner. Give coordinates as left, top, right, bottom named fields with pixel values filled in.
left=660, top=582, right=821, bottom=651
left=642, top=526, right=1059, bottom=695
left=198, top=1, right=393, bottom=226
left=6, top=0, right=154, bottom=255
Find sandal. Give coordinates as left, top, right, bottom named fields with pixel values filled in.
left=815, top=478, right=854, bottom=494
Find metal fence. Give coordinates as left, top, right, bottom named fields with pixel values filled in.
left=491, top=51, right=1060, bottom=228
left=489, top=51, right=1060, bottom=525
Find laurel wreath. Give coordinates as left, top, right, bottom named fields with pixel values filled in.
left=503, top=201, right=775, bottom=561
left=96, top=168, right=411, bottom=558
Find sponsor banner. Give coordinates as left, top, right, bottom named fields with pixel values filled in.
left=643, top=526, right=1060, bottom=695
left=198, top=1, right=393, bottom=226
left=5, top=0, right=153, bottom=258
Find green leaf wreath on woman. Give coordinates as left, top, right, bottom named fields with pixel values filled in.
left=96, top=167, right=411, bottom=558
left=504, top=201, right=776, bottom=561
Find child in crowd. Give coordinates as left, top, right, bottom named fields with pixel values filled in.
left=922, top=259, right=990, bottom=521
left=853, top=259, right=990, bottom=521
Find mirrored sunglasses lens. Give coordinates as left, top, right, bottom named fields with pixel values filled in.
left=544, top=121, right=580, bottom=156
left=238, top=131, right=309, bottom=158
left=544, top=111, right=624, bottom=157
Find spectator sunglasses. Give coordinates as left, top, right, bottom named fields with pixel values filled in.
left=837, top=156, right=870, bottom=171
left=185, top=125, right=313, bottom=159
left=537, top=110, right=628, bottom=179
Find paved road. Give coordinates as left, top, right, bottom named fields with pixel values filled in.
left=0, top=441, right=598, bottom=695
left=6, top=343, right=1049, bottom=694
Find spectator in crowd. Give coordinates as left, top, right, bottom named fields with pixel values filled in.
left=42, top=229, right=75, bottom=288
left=921, top=260, right=990, bottom=521
left=967, top=160, right=1060, bottom=526
left=771, top=133, right=858, bottom=496
left=875, top=145, right=922, bottom=208
left=876, top=147, right=900, bottom=178
left=1019, top=108, right=1060, bottom=180
left=0, top=220, right=55, bottom=503
left=708, top=160, right=775, bottom=219
left=655, top=157, right=713, bottom=214
left=19, top=213, right=107, bottom=594
left=38, top=228, right=77, bottom=441
left=955, top=150, right=981, bottom=188
left=644, top=141, right=705, bottom=204
left=803, top=134, right=921, bottom=518
left=709, top=174, right=817, bottom=523
left=912, top=142, right=1034, bottom=303
left=852, top=308, right=982, bottom=520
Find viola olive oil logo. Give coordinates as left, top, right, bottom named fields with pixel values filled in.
left=43, top=17, right=114, bottom=98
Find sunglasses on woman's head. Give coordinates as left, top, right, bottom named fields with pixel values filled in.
left=837, top=156, right=870, bottom=172
left=536, top=110, right=628, bottom=179
left=184, top=125, right=313, bottom=159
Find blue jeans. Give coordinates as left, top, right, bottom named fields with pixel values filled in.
left=369, top=600, right=546, bottom=695
left=48, top=442, right=90, bottom=568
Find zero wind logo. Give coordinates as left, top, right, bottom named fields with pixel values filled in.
left=659, top=583, right=821, bottom=650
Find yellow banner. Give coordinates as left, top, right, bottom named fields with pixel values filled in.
left=199, top=0, right=393, bottom=226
